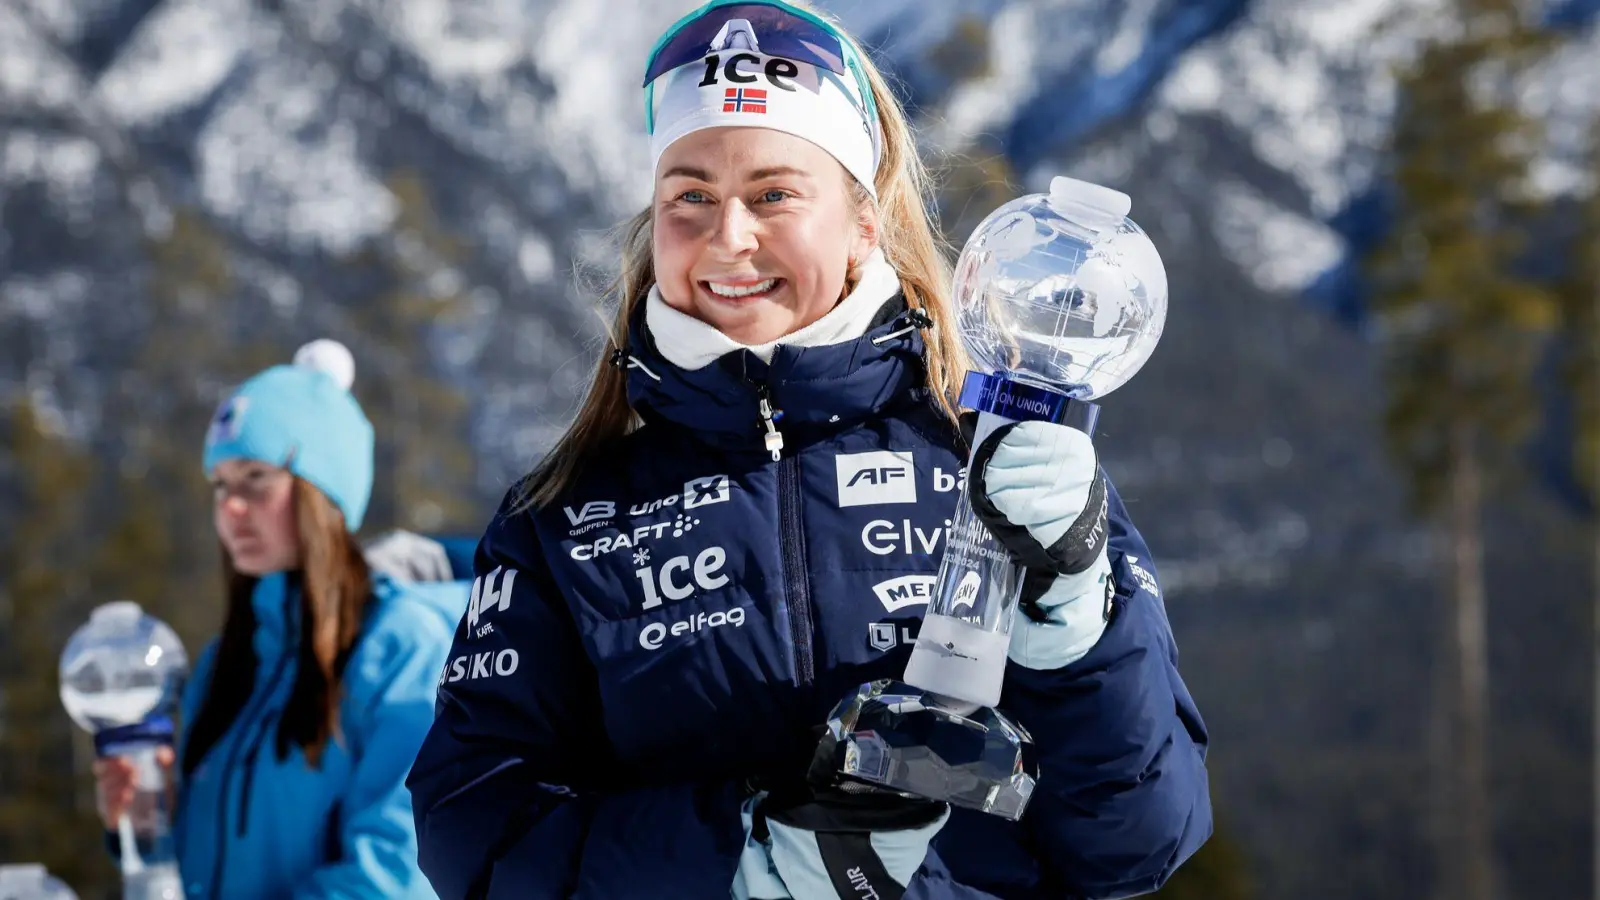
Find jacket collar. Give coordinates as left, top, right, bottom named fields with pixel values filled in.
left=622, top=293, right=931, bottom=452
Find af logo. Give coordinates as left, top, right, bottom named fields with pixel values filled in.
left=836, top=451, right=916, bottom=507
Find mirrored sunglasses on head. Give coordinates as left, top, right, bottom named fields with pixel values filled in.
left=641, top=0, right=879, bottom=135
left=643, top=0, right=850, bottom=87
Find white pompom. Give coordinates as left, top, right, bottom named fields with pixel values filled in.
left=293, top=339, right=355, bottom=391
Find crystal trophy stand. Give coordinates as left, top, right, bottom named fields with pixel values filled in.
left=811, top=177, right=1169, bottom=821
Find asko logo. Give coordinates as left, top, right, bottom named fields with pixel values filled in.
left=836, top=451, right=917, bottom=508
left=439, top=649, right=520, bottom=684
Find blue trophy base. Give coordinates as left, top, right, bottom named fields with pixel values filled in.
left=809, top=680, right=1039, bottom=822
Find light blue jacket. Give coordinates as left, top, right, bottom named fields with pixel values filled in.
left=172, top=571, right=465, bottom=900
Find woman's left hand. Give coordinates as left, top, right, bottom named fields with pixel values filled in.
left=753, top=779, right=949, bottom=900
left=968, top=418, right=1116, bottom=669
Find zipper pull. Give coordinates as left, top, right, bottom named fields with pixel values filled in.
left=757, top=387, right=784, bottom=461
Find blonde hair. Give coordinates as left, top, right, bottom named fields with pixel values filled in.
left=521, top=3, right=968, bottom=509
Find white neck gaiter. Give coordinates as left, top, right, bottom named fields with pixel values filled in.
left=645, top=248, right=901, bottom=371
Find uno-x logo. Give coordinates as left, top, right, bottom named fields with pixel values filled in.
left=682, top=474, right=730, bottom=510
left=466, top=566, right=516, bottom=637
left=628, top=474, right=731, bottom=516
left=836, top=451, right=917, bottom=508
left=564, top=501, right=614, bottom=527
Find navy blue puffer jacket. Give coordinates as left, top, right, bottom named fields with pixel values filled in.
left=407, top=296, right=1212, bottom=900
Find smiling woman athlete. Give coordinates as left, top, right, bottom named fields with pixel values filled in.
left=406, top=3, right=1212, bottom=898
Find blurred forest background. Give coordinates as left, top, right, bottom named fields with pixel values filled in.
left=2, top=0, right=1600, bottom=897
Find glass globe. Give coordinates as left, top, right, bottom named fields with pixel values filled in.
left=952, top=177, right=1168, bottom=399
left=60, top=602, right=188, bottom=734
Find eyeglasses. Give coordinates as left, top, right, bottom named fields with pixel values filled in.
left=211, top=463, right=293, bottom=505
left=642, top=0, right=879, bottom=145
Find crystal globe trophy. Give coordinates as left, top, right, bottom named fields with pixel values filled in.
left=60, top=602, right=189, bottom=900
left=811, top=177, right=1168, bottom=820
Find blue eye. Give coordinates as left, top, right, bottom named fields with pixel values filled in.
left=760, top=190, right=789, bottom=204
left=679, top=189, right=709, bottom=203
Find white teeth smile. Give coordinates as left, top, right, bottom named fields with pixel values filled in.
left=706, top=279, right=776, bottom=298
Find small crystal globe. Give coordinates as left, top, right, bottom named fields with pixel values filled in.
left=952, top=177, right=1169, bottom=399
left=60, top=602, right=188, bottom=734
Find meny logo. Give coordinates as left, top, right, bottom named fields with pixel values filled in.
left=871, top=574, right=936, bottom=612
left=836, top=451, right=917, bottom=507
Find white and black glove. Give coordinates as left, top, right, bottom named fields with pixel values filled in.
left=967, top=416, right=1116, bottom=670
left=363, top=530, right=455, bottom=583
left=738, top=777, right=948, bottom=900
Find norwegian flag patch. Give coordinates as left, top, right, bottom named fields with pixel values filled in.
left=722, top=87, right=767, bottom=114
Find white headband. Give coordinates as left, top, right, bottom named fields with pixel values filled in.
left=647, top=50, right=880, bottom=199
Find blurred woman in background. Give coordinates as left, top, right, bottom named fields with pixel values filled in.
left=94, top=339, right=466, bottom=900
